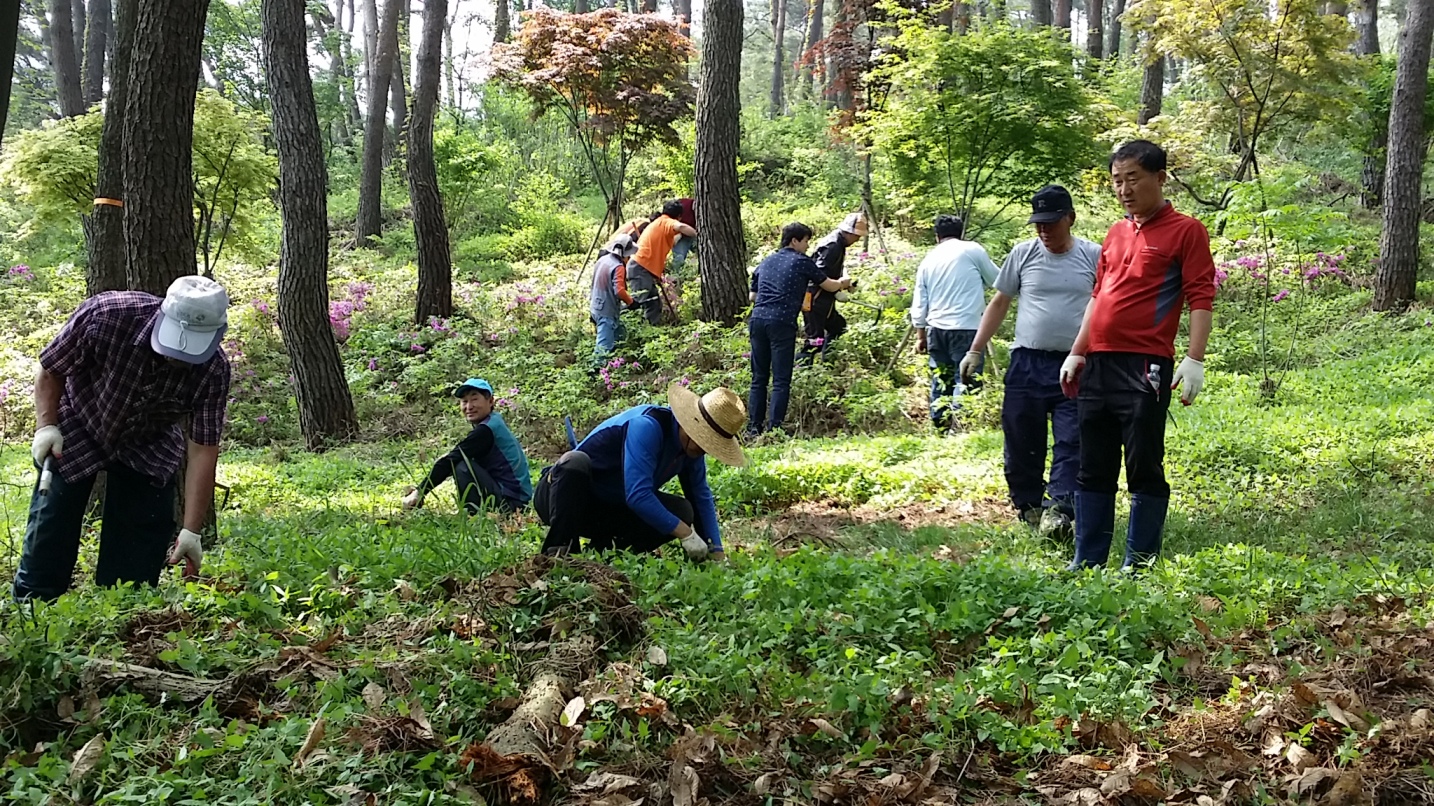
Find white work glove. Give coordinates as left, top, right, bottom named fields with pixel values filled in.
left=680, top=533, right=709, bottom=562
left=402, top=489, right=423, bottom=510
left=959, top=350, right=982, bottom=382
left=168, top=528, right=203, bottom=579
left=32, top=425, right=63, bottom=465
left=1059, top=354, right=1086, bottom=399
left=1171, top=356, right=1205, bottom=406
left=834, top=290, right=851, bottom=302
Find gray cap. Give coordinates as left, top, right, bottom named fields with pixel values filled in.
left=150, top=275, right=229, bottom=363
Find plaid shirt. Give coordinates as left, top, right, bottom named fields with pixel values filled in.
left=41, top=292, right=231, bottom=486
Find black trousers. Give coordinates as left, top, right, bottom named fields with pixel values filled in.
left=1076, top=352, right=1173, bottom=498
left=13, top=463, right=176, bottom=601
left=800, top=291, right=847, bottom=361
left=534, top=451, right=694, bottom=554
left=452, top=463, right=520, bottom=515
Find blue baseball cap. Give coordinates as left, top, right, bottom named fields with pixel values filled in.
left=454, top=378, right=493, bottom=397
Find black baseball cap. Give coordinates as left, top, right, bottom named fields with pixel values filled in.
left=1028, top=185, right=1074, bottom=224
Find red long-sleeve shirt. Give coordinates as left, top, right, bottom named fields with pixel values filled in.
left=1088, top=203, right=1216, bottom=358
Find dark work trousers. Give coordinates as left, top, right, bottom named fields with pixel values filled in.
left=799, top=291, right=847, bottom=363
left=452, top=463, right=520, bottom=515
left=13, top=463, right=177, bottom=601
left=533, top=451, right=695, bottom=555
left=1003, top=348, right=1080, bottom=516
left=1076, top=352, right=1174, bottom=498
left=747, top=317, right=799, bottom=435
left=927, top=328, right=982, bottom=430
left=625, top=261, right=663, bottom=325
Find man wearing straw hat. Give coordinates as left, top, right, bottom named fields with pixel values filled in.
left=534, top=384, right=747, bottom=562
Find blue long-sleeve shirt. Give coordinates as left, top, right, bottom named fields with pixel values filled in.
left=576, top=405, right=723, bottom=550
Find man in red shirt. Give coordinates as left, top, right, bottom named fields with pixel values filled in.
left=1059, top=140, right=1215, bottom=570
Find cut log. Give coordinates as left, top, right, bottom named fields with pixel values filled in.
left=462, top=633, right=598, bottom=803
left=81, top=657, right=231, bottom=706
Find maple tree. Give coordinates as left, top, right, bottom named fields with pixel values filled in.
left=492, top=8, right=694, bottom=227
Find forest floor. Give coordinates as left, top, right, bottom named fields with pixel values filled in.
left=2, top=256, right=1434, bottom=804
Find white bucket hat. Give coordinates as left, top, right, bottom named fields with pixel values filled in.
left=151, top=275, right=229, bottom=363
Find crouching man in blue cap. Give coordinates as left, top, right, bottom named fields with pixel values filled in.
left=534, top=384, right=747, bottom=562
left=403, top=378, right=533, bottom=514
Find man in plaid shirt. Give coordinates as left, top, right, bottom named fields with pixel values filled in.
left=16, top=276, right=232, bottom=601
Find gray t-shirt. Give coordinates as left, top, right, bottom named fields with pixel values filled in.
left=995, top=237, right=1100, bottom=352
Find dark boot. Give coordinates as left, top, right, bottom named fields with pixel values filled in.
left=1122, top=494, right=1169, bottom=570
left=1068, top=491, right=1116, bottom=570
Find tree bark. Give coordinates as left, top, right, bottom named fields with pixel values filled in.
left=641, top=0, right=656, bottom=11
left=1357, top=0, right=1379, bottom=54
left=311, top=3, right=354, bottom=148
left=357, top=0, right=401, bottom=246
left=81, top=0, right=107, bottom=105
left=802, top=0, right=822, bottom=93
left=1326, top=0, right=1348, bottom=16
left=769, top=0, right=785, bottom=118
left=262, top=0, right=359, bottom=449
left=362, top=0, right=377, bottom=100
left=389, top=56, right=407, bottom=154
left=695, top=0, right=747, bottom=325
left=493, top=0, right=509, bottom=43
left=1107, top=0, right=1124, bottom=57
left=72, top=0, right=86, bottom=67
left=123, top=0, right=210, bottom=295
left=1137, top=50, right=1163, bottom=123
left=1031, top=0, right=1052, bottom=26
left=1375, top=0, right=1434, bottom=311
left=410, top=0, right=452, bottom=324
left=85, top=0, right=133, bottom=296
left=46, top=0, right=86, bottom=116
left=1055, top=0, right=1070, bottom=28
left=672, top=0, right=689, bottom=34
left=1086, top=0, right=1103, bottom=59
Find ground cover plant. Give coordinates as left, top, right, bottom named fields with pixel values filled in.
left=2, top=228, right=1432, bottom=804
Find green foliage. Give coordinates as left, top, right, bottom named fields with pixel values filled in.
left=863, top=22, right=1102, bottom=228
left=0, top=114, right=104, bottom=223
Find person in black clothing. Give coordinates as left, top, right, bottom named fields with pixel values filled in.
left=403, top=378, right=534, bottom=514
left=801, top=212, right=868, bottom=363
left=747, top=222, right=853, bottom=435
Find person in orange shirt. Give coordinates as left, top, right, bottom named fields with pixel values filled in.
left=618, top=200, right=698, bottom=325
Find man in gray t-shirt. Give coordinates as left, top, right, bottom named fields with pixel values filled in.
left=964, top=185, right=1098, bottom=537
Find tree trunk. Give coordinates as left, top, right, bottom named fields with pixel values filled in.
left=829, top=0, right=851, bottom=109
left=576, top=0, right=590, bottom=12
left=672, top=0, right=689, bottom=34
left=493, top=0, right=509, bottom=43
left=261, top=0, right=359, bottom=449
left=1031, top=0, right=1052, bottom=26
left=311, top=4, right=353, bottom=148
left=1326, top=0, right=1348, bottom=16
left=123, top=0, right=211, bottom=295
left=389, top=56, right=407, bottom=153
left=641, top=0, right=656, bottom=11
left=362, top=0, right=377, bottom=99
left=1055, top=0, right=1070, bottom=28
left=442, top=0, right=454, bottom=107
left=81, top=0, right=107, bottom=105
left=1375, top=0, right=1434, bottom=311
left=46, top=0, right=86, bottom=116
left=956, top=0, right=972, bottom=31
left=1086, top=0, right=1103, bottom=59
left=1107, top=0, right=1124, bottom=57
left=695, top=0, right=747, bottom=325
left=357, top=0, right=401, bottom=246
left=1137, top=51, right=1163, bottom=123
left=1357, top=0, right=1379, bottom=54
left=769, top=0, right=785, bottom=118
left=990, top=0, right=1006, bottom=21
left=86, top=0, right=133, bottom=296
left=410, top=0, right=452, bottom=324
left=72, top=0, right=86, bottom=68
left=802, top=0, right=822, bottom=93
left=0, top=4, right=17, bottom=155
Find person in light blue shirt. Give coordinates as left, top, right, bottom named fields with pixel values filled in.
left=533, top=385, right=748, bottom=562
left=910, top=215, right=1000, bottom=430
left=590, top=233, right=639, bottom=368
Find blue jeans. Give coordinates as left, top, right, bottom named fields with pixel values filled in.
left=1002, top=348, right=1079, bottom=515
left=593, top=315, right=624, bottom=358
left=748, top=317, right=798, bottom=434
left=670, top=235, right=695, bottom=271
left=927, top=328, right=981, bottom=429
left=14, top=463, right=177, bottom=601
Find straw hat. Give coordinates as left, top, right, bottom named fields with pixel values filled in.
left=668, top=383, right=747, bottom=467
